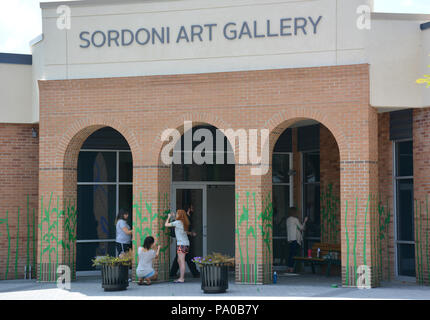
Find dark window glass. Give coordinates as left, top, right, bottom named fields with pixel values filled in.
left=274, top=129, right=292, bottom=153
left=272, top=154, right=290, bottom=183
left=273, top=185, right=290, bottom=237
left=303, top=152, right=320, bottom=183
left=119, top=152, right=133, bottom=182
left=397, top=243, right=416, bottom=277
left=172, top=163, right=235, bottom=182
left=303, top=183, right=321, bottom=239
left=119, top=185, right=133, bottom=215
left=273, top=185, right=290, bottom=267
left=77, top=185, right=117, bottom=240
left=396, top=141, right=413, bottom=177
left=396, top=179, right=414, bottom=242
left=76, top=242, right=116, bottom=271
left=172, top=125, right=235, bottom=182
left=78, top=152, right=116, bottom=183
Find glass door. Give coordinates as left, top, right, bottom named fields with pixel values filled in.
left=171, top=186, right=206, bottom=262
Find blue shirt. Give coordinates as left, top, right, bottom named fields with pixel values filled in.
left=116, top=219, right=131, bottom=244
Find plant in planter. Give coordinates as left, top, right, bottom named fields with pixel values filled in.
left=192, top=252, right=234, bottom=294
left=92, top=251, right=132, bottom=291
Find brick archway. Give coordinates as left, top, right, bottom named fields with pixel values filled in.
left=38, top=118, right=137, bottom=281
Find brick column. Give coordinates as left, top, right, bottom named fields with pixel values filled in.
left=235, top=164, right=273, bottom=285
left=413, top=107, right=430, bottom=286
left=340, top=107, right=380, bottom=287
left=131, top=165, right=171, bottom=282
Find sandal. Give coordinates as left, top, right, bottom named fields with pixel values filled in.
left=173, top=279, right=185, bottom=283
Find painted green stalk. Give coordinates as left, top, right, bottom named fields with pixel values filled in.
left=353, top=198, right=358, bottom=283
left=253, top=192, right=257, bottom=284
left=363, top=195, right=370, bottom=266
left=33, top=207, right=36, bottom=278
left=344, top=200, right=349, bottom=286
left=0, top=211, right=11, bottom=279
left=15, top=208, right=20, bottom=279
left=245, top=192, right=250, bottom=283
left=39, top=196, right=43, bottom=281
left=26, top=195, right=30, bottom=270
left=235, top=193, right=244, bottom=282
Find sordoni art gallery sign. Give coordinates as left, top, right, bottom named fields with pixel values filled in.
left=78, top=16, right=323, bottom=48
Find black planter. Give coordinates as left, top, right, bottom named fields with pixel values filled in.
left=101, top=265, right=129, bottom=291
left=201, top=265, right=229, bottom=293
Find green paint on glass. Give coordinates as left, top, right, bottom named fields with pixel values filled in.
left=15, top=207, right=20, bottom=279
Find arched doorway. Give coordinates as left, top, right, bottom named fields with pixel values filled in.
left=170, top=124, right=235, bottom=274
left=272, top=120, right=341, bottom=277
left=76, top=127, right=133, bottom=272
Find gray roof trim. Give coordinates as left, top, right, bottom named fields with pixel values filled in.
left=421, top=22, right=430, bottom=30
left=0, top=53, right=32, bottom=65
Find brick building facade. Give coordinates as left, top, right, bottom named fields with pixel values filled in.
left=0, top=0, right=429, bottom=288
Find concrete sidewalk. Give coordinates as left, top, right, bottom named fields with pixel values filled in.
left=0, top=273, right=429, bottom=300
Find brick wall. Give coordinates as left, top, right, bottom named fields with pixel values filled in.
left=36, top=64, right=380, bottom=286
left=377, top=112, right=395, bottom=282
left=320, top=124, right=340, bottom=244
left=0, top=124, right=39, bottom=280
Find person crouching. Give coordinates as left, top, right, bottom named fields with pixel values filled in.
left=136, top=236, right=160, bottom=285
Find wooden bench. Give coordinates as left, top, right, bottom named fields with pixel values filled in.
left=293, top=243, right=341, bottom=277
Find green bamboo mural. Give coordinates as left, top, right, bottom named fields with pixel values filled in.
left=252, top=192, right=258, bottom=284
left=258, top=193, right=273, bottom=283
left=62, top=199, right=77, bottom=279
left=344, top=200, right=349, bottom=286
left=320, top=184, right=340, bottom=243
left=0, top=210, right=11, bottom=279
left=155, top=192, right=171, bottom=278
left=132, top=192, right=169, bottom=281
left=14, top=207, right=20, bottom=279
left=363, top=195, right=370, bottom=266
left=235, top=193, right=245, bottom=282
left=353, top=198, right=358, bottom=284
left=235, top=191, right=272, bottom=284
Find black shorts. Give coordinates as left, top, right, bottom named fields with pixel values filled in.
left=116, top=242, right=131, bottom=256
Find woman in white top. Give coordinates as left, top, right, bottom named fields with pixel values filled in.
left=165, top=209, right=190, bottom=283
left=136, top=236, right=160, bottom=285
left=286, top=207, right=308, bottom=273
